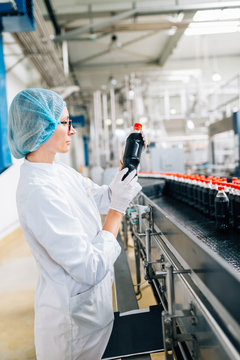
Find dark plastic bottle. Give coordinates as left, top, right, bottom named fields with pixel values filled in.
left=122, top=123, right=144, bottom=180
left=202, top=179, right=210, bottom=215
left=197, top=178, right=205, bottom=212
left=209, top=181, right=218, bottom=219
left=214, top=185, right=229, bottom=231
left=228, top=184, right=235, bottom=228
left=192, top=176, right=199, bottom=208
left=233, top=185, right=240, bottom=231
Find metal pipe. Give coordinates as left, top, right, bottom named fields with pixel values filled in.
left=145, top=228, right=151, bottom=263
left=166, top=264, right=175, bottom=316
left=102, top=91, right=110, bottom=162
left=152, top=278, right=167, bottom=311
left=43, top=0, right=61, bottom=35
left=54, top=9, right=136, bottom=42
left=93, top=91, right=100, bottom=166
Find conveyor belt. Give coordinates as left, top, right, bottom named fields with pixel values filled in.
left=154, top=196, right=240, bottom=272
left=139, top=177, right=240, bottom=272
left=139, top=177, right=240, bottom=338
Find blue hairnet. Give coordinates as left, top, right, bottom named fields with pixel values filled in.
left=8, top=88, right=66, bottom=159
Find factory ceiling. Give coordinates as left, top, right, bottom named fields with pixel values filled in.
left=3, top=0, right=240, bottom=134
left=36, top=0, right=240, bottom=85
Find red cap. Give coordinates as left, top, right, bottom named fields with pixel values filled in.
left=134, top=123, right=142, bottom=131
left=218, top=185, right=224, bottom=191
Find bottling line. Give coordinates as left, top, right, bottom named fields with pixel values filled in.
left=118, top=173, right=240, bottom=360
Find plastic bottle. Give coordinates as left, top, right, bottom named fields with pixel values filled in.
left=192, top=175, right=199, bottom=208
left=233, top=185, right=240, bottom=231
left=228, top=184, right=235, bottom=228
left=209, top=180, right=218, bottom=219
left=122, top=123, right=144, bottom=180
left=186, top=176, right=192, bottom=206
left=202, top=179, right=210, bottom=215
left=197, top=177, right=205, bottom=212
left=214, top=185, right=229, bottom=231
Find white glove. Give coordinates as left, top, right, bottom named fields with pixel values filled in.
left=109, top=168, right=142, bottom=214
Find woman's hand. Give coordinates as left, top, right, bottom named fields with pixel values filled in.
left=109, top=168, right=142, bottom=214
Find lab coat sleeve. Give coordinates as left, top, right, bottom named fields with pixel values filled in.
left=79, top=175, right=112, bottom=215
left=25, top=186, right=121, bottom=286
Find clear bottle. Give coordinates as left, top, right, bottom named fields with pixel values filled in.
left=122, top=123, right=144, bottom=180
left=214, top=185, right=229, bottom=231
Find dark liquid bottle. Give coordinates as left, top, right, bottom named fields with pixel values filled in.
left=122, top=123, right=144, bottom=180
left=202, top=180, right=210, bottom=215
left=209, top=181, right=218, bottom=219
left=214, top=185, right=229, bottom=231
left=228, top=184, right=235, bottom=227
left=233, top=185, right=240, bottom=231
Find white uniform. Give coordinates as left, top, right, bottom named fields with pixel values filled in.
left=16, top=159, right=121, bottom=360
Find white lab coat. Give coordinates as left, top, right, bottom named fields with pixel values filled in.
left=16, top=159, right=121, bottom=360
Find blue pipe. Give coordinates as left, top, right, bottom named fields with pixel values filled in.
left=0, top=34, right=12, bottom=174
left=83, top=136, right=89, bottom=167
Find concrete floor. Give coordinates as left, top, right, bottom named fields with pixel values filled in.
left=0, top=227, right=164, bottom=360
left=0, top=228, right=37, bottom=360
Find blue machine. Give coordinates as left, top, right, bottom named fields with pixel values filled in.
left=83, top=136, right=89, bottom=167
left=0, top=0, right=35, bottom=32
left=0, top=35, right=11, bottom=173
left=0, top=0, right=34, bottom=173
left=69, top=114, right=89, bottom=167
left=70, top=114, right=85, bottom=128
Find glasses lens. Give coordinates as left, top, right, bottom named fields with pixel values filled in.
left=68, top=120, right=72, bottom=132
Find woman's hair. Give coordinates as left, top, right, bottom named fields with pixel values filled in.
left=8, top=88, right=66, bottom=159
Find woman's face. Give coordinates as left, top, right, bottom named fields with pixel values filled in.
left=45, top=106, right=76, bottom=154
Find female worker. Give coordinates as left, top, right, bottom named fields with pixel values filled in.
left=8, top=88, right=142, bottom=360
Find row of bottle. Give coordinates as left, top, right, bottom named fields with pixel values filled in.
left=162, top=173, right=240, bottom=232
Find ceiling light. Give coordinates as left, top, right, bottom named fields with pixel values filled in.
left=116, top=118, right=124, bottom=126
left=108, top=75, right=117, bottom=86
left=109, top=34, right=122, bottom=49
left=128, top=90, right=135, bottom=100
left=186, top=119, right=195, bottom=130
left=193, top=9, right=240, bottom=22
left=212, top=72, right=221, bottom=82
left=185, top=21, right=240, bottom=35
left=106, top=118, right=112, bottom=126
left=170, top=108, right=177, bottom=115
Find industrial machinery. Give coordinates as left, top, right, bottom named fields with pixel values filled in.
left=0, top=0, right=34, bottom=173
left=123, top=174, right=240, bottom=360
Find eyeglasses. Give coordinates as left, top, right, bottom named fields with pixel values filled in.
left=60, top=119, right=72, bottom=133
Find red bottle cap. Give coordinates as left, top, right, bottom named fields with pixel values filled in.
left=134, top=123, right=142, bottom=131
